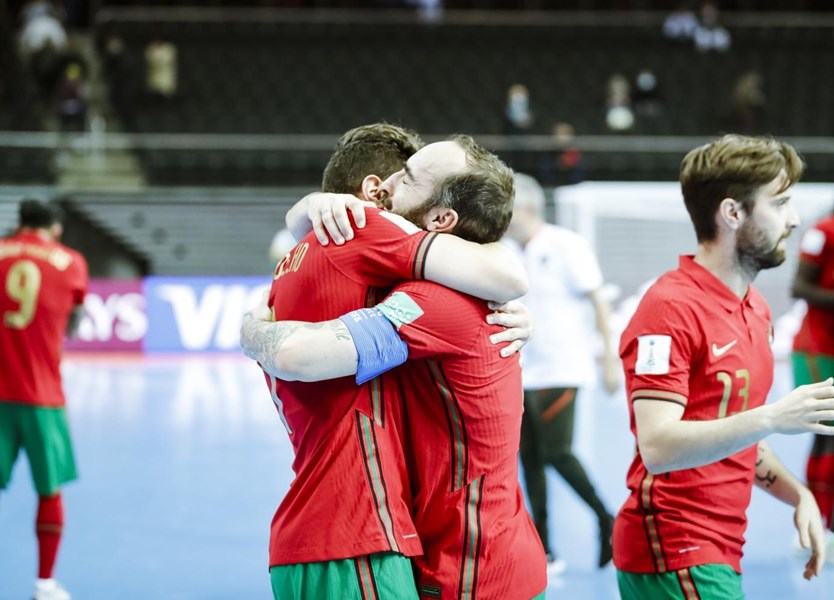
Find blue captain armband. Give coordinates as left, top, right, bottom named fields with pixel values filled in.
left=339, top=308, right=408, bottom=385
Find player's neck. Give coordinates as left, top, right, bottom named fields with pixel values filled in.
left=694, top=243, right=755, bottom=300
left=19, top=227, right=55, bottom=242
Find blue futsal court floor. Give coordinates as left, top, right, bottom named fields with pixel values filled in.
left=1, top=354, right=834, bottom=599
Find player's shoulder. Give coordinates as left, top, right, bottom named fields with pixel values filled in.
left=54, top=242, right=87, bottom=272
left=366, top=208, right=423, bottom=236
left=632, top=271, right=695, bottom=322
left=393, top=280, right=484, bottom=311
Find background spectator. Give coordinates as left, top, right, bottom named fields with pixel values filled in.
left=663, top=1, right=699, bottom=41
left=694, top=0, right=731, bottom=53
left=605, top=74, right=634, bottom=132
left=504, top=83, right=534, bottom=135
left=633, top=68, right=663, bottom=119
left=730, top=70, right=766, bottom=133
left=145, top=39, right=178, bottom=100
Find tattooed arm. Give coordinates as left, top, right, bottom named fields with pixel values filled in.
left=755, top=441, right=826, bottom=580
left=240, top=311, right=358, bottom=382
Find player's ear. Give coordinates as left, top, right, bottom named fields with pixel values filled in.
left=718, top=197, right=745, bottom=232
left=360, top=175, right=383, bottom=204
left=424, top=207, right=458, bottom=233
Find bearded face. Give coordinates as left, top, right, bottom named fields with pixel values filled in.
left=736, top=214, right=789, bottom=272
left=394, top=197, right=436, bottom=229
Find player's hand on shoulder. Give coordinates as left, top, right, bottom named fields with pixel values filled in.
left=486, top=300, right=532, bottom=358
left=769, top=378, right=834, bottom=435
left=307, top=192, right=376, bottom=246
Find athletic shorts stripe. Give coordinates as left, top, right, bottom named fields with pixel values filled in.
left=618, top=564, right=740, bottom=600
left=458, top=475, right=485, bottom=600
left=355, top=412, right=399, bottom=552
left=354, top=556, right=380, bottom=600
left=640, top=471, right=667, bottom=572
left=412, top=233, right=438, bottom=280
left=676, top=568, right=701, bottom=600
left=427, top=360, right=469, bottom=492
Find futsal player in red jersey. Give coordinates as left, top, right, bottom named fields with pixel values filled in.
left=614, top=135, right=834, bottom=599
left=791, top=210, right=834, bottom=551
left=0, top=199, right=88, bottom=600
left=242, top=135, right=547, bottom=599
left=253, top=126, right=530, bottom=599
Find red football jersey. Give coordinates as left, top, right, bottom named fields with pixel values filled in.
left=383, top=281, right=547, bottom=600
left=0, top=232, right=88, bottom=408
left=615, top=256, right=774, bottom=574
left=794, top=216, right=834, bottom=355
left=264, top=209, right=433, bottom=566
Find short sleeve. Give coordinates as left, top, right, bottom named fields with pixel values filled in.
left=620, top=291, right=699, bottom=406
left=378, top=281, right=482, bottom=361
left=323, top=209, right=435, bottom=287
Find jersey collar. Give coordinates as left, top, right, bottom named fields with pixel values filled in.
left=678, top=255, right=762, bottom=313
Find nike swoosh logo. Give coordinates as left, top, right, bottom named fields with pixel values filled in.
left=712, top=340, right=737, bottom=357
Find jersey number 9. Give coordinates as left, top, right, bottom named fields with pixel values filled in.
left=3, top=259, right=42, bottom=330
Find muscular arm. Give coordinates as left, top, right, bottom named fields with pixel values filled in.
left=633, top=380, right=834, bottom=474
left=286, top=192, right=529, bottom=302
left=423, top=235, right=528, bottom=302
left=240, top=312, right=358, bottom=381
left=755, top=441, right=827, bottom=580
left=792, top=260, right=834, bottom=309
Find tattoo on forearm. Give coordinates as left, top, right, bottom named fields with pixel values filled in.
left=754, top=444, right=777, bottom=488
left=330, top=320, right=352, bottom=342
left=240, top=313, right=301, bottom=374
left=756, top=470, right=778, bottom=488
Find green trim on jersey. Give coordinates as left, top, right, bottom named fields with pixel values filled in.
left=427, top=360, right=468, bottom=492
left=618, top=564, right=742, bottom=600
left=792, top=352, right=834, bottom=425
left=269, top=552, right=418, bottom=600
left=458, top=475, right=485, bottom=600
left=355, top=412, right=399, bottom=552
left=0, top=403, right=77, bottom=496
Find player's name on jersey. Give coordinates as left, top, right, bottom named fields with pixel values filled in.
left=0, top=242, right=73, bottom=270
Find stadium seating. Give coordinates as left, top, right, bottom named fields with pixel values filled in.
left=89, top=12, right=834, bottom=184
left=0, top=19, right=55, bottom=183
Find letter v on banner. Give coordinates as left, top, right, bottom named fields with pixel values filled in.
left=144, top=276, right=270, bottom=352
